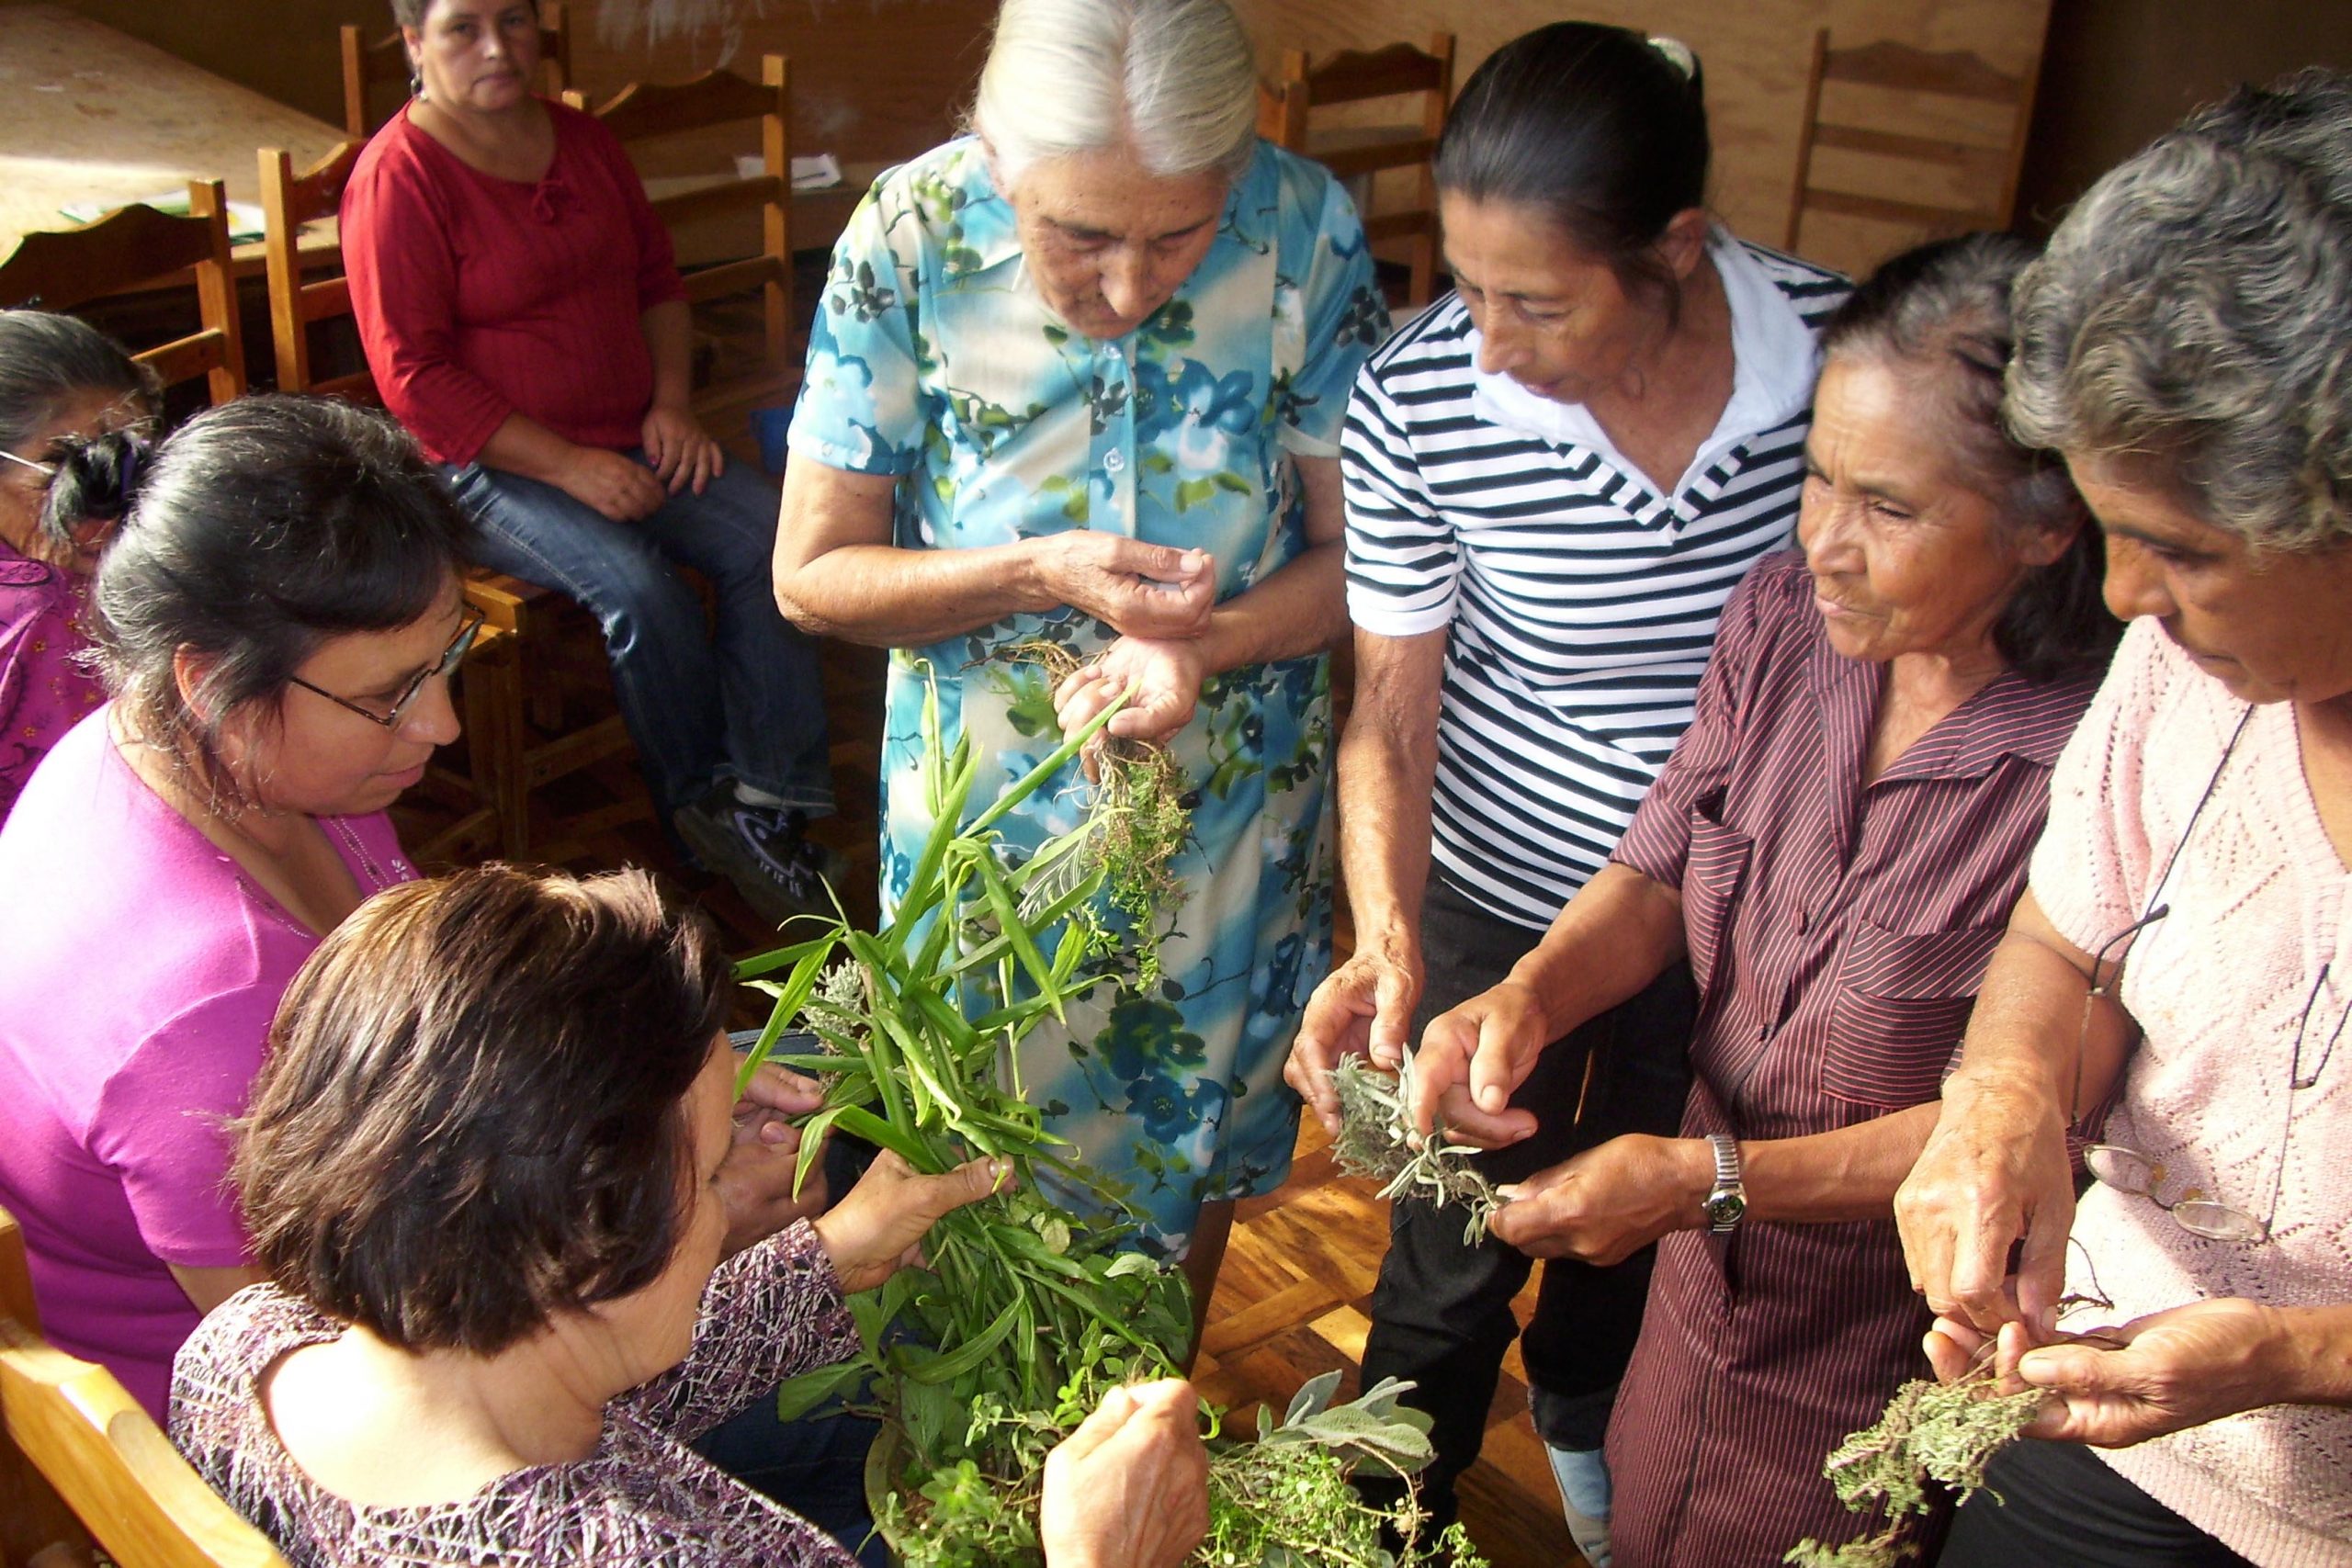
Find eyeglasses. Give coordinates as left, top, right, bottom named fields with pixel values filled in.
left=0, top=447, right=55, bottom=479
left=2065, top=705, right=2339, bottom=1245
left=287, top=607, right=484, bottom=730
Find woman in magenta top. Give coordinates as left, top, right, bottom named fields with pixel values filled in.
left=341, top=0, right=834, bottom=926
left=0, top=398, right=475, bottom=1420
left=0, top=310, right=158, bottom=820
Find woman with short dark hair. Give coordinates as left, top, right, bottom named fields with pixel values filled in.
left=0, top=396, right=471, bottom=1420
left=173, top=864, right=1211, bottom=1568
left=1400, top=233, right=2120, bottom=1564
left=1900, top=71, right=2352, bottom=1567
left=1283, top=22, right=1848, bottom=1553
left=0, top=309, right=158, bottom=818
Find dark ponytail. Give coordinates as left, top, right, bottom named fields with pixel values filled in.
left=0, top=309, right=157, bottom=563
left=1433, top=24, right=1710, bottom=307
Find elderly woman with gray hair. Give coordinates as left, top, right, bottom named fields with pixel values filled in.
left=1896, top=70, right=2352, bottom=1568
left=774, top=0, right=1387, bottom=1304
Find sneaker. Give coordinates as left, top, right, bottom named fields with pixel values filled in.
left=1545, top=1442, right=1612, bottom=1568
left=673, top=790, right=847, bottom=929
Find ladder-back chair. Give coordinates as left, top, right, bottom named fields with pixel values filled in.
left=1783, top=28, right=2041, bottom=261
left=0, top=1207, right=289, bottom=1568
left=1260, top=33, right=1454, bottom=309
left=0, top=181, right=249, bottom=408
left=575, top=54, right=796, bottom=436
left=340, top=3, right=571, bottom=141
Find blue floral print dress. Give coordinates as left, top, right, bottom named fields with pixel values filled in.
left=786, top=136, right=1385, bottom=1255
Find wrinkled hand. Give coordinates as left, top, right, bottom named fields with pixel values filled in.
left=1408, top=979, right=1548, bottom=1144
left=812, top=1151, right=1008, bottom=1294
left=1040, top=1380, right=1210, bottom=1568
left=1489, top=1134, right=1706, bottom=1266
left=718, top=1063, right=832, bottom=1256
left=1894, top=1079, right=2075, bottom=1337
left=641, top=403, right=724, bottom=495
left=1054, top=636, right=1209, bottom=761
left=1928, top=1299, right=2293, bottom=1448
left=1284, top=945, right=1423, bottom=1135
left=555, top=446, right=666, bottom=522
left=1033, top=533, right=1216, bottom=639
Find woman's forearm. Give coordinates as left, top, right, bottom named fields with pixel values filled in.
left=1741, top=1102, right=1943, bottom=1224
left=1510, top=863, right=1688, bottom=1041
left=475, top=412, right=585, bottom=487
left=2274, top=1305, right=2352, bottom=1407
left=641, top=299, right=695, bottom=412
left=779, top=540, right=1067, bottom=646
left=1193, top=539, right=1348, bottom=674
left=1333, top=629, right=1444, bottom=953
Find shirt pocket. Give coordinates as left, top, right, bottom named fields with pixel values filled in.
left=1680, top=803, right=1754, bottom=998
left=1821, top=919, right=2005, bottom=1109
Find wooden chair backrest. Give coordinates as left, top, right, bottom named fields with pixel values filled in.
left=0, top=1209, right=289, bottom=1568
left=258, top=141, right=372, bottom=401
left=580, top=54, right=794, bottom=374
left=1783, top=28, right=2041, bottom=257
left=0, top=182, right=248, bottom=407
left=1258, top=33, right=1454, bottom=307
left=340, top=2, right=571, bottom=140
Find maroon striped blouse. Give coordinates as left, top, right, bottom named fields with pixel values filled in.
left=1600, top=551, right=2100, bottom=1566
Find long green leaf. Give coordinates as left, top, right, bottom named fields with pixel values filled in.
left=973, top=852, right=1063, bottom=1020
left=772, top=1357, right=869, bottom=1423
left=831, top=1104, right=947, bottom=1174
left=965, top=690, right=1130, bottom=837
left=735, top=945, right=833, bottom=1094
left=733, top=931, right=839, bottom=981
left=901, top=1295, right=1024, bottom=1385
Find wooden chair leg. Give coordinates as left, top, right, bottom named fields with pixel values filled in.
left=460, top=635, right=530, bottom=860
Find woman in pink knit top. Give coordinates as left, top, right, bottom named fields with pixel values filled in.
left=1898, top=72, right=2352, bottom=1567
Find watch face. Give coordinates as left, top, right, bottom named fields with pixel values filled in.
left=1704, top=1190, right=1747, bottom=1229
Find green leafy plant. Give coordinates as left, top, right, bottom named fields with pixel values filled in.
left=1784, top=1364, right=2044, bottom=1566
left=1328, top=1055, right=1503, bottom=1246
left=737, top=662, right=1481, bottom=1566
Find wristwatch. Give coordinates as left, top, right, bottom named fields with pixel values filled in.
left=1702, top=1133, right=1747, bottom=1234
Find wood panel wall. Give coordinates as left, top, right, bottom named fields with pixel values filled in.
left=1226, top=0, right=2053, bottom=279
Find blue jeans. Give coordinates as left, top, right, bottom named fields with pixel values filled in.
left=443, top=454, right=831, bottom=817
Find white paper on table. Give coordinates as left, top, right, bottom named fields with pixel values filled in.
left=733, top=152, right=843, bottom=191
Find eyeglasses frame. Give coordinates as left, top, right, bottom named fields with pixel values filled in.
left=285, top=605, right=486, bottom=731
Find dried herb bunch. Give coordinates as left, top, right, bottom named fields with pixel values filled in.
left=1784, top=1362, right=2044, bottom=1566
left=1328, top=1055, right=1502, bottom=1245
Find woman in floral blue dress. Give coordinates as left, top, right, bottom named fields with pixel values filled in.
left=775, top=0, right=1385, bottom=1303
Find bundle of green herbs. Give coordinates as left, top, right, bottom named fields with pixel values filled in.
left=736, top=665, right=1476, bottom=1567
left=1328, top=1053, right=1503, bottom=1245
left=1783, top=1362, right=2044, bottom=1566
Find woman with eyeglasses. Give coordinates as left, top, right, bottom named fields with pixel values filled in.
left=1897, top=71, right=2352, bottom=1568
left=0, top=397, right=472, bottom=1421
left=0, top=310, right=159, bottom=820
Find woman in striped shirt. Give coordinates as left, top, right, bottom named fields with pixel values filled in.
left=1284, top=24, right=1844, bottom=1556
left=1402, top=236, right=2120, bottom=1565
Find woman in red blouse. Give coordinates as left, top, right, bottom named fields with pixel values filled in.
left=1384, top=237, right=2122, bottom=1565
left=342, top=0, right=833, bottom=923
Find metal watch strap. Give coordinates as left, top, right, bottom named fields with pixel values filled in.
left=1704, top=1132, right=1746, bottom=1234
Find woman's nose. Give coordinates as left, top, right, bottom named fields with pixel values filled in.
left=401, top=671, right=464, bottom=747
left=2102, top=536, right=2174, bottom=622
left=1476, top=318, right=1526, bottom=376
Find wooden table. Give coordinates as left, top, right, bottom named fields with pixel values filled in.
left=0, top=6, right=345, bottom=264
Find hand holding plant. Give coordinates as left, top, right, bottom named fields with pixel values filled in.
left=718, top=1062, right=831, bottom=1256
left=813, top=1152, right=1011, bottom=1295
left=1039, top=1380, right=1212, bottom=1568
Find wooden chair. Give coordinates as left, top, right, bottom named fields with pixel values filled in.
left=340, top=3, right=570, bottom=140
left=254, top=143, right=628, bottom=863
left=1782, top=28, right=2041, bottom=259
left=1260, top=33, right=1454, bottom=309
left=0, top=181, right=248, bottom=407
left=574, top=54, right=796, bottom=438
left=0, top=1208, right=289, bottom=1568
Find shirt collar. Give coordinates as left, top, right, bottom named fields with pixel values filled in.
left=1811, top=631, right=2093, bottom=785
left=1466, top=230, right=1824, bottom=492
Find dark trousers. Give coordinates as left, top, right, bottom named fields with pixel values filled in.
left=1357, top=875, right=1696, bottom=1528
left=1937, top=1442, right=2254, bottom=1567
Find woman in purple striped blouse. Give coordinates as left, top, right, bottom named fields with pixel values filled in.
left=1401, top=235, right=2121, bottom=1566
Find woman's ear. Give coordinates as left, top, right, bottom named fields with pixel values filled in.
left=171, top=644, right=214, bottom=722
left=1658, top=208, right=1712, bottom=282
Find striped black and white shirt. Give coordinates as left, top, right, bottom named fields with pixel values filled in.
left=1343, top=234, right=1849, bottom=929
